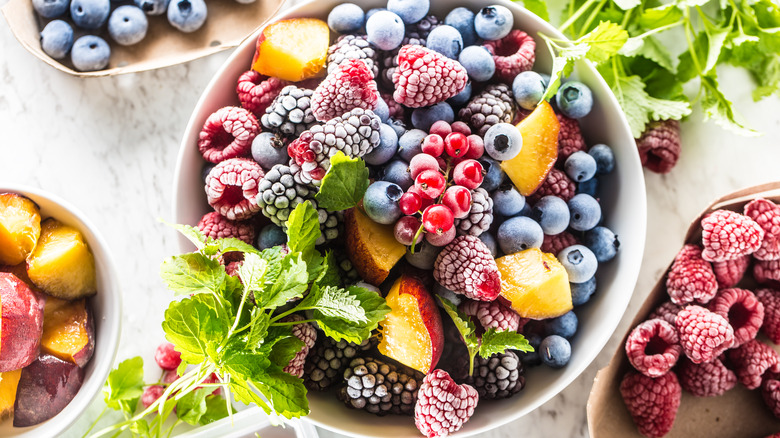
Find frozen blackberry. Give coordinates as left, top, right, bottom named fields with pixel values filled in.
left=304, top=336, right=375, bottom=391
left=257, top=164, right=313, bottom=227
left=466, top=351, right=525, bottom=400
left=455, top=187, right=494, bottom=236
left=327, top=34, right=379, bottom=78
left=335, top=249, right=361, bottom=284
left=338, top=357, right=423, bottom=416
left=316, top=204, right=342, bottom=245
left=260, top=85, right=318, bottom=138
left=458, top=84, right=517, bottom=136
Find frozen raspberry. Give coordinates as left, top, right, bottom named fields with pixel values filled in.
left=528, top=168, right=576, bottom=203
left=327, top=34, right=379, bottom=78
left=755, top=259, right=780, bottom=286
left=482, top=30, right=535, bottom=83
left=236, top=70, right=288, bottom=118
left=620, top=370, right=681, bottom=438
left=728, top=339, right=780, bottom=389
left=648, top=301, right=683, bottom=326
left=636, top=119, right=681, bottom=174
left=311, top=59, right=379, bottom=122
left=198, top=106, right=260, bottom=164
left=459, top=299, right=521, bottom=332
left=205, top=158, right=263, bottom=221
left=414, top=369, right=478, bottom=438
left=677, top=356, right=736, bottom=397
left=665, top=244, right=718, bottom=305
left=282, top=314, right=317, bottom=378
left=625, top=319, right=681, bottom=378
left=392, top=45, right=468, bottom=108
left=556, top=113, right=587, bottom=166
left=142, top=385, right=165, bottom=409
left=712, top=255, right=750, bottom=288
left=701, top=209, right=764, bottom=262
left=433, top=235, right=502, bottom=301
left=745, top=198, right=780, bottom=261
left=540, top=232, right=580, bottom=255
left=225, top=260, right=242, bottom=278
left=197, top=211, right=256, bottom=244
left=762, top=373, right=780, bottom=418
left=708, top=288, right=764, bottom=347
left=382, top=92, right=405, bottom=120
left=756, top=289, right=780, bottom=344
left=675, top=305, right=735, bottom=364
left=154, top=342, right=182, bottom=371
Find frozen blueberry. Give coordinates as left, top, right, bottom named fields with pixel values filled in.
left=484, top=123, right=523, bottom=161
left=365, top=7, right=386, bottom=21
left=327, top=3, right=364, bottom=33
left=497, top=216, right=543, bottom=254
left=540, top=73, right=551, bottom=88
left=201, top=163, right=215, bottom=184
left=251, top=132, right=288, bottom=170
left=545, top=311, right=578, bottom=339
left=517, top=202, right=533, bottom=217
left=411, top=102, right=454, bottom=132
left=364, top=124, right=399, bottom=166
left=520, top=332, right=543, bottom=367
left=381, top=159, right=413, bottom=191
left=539, top=335, right=571, bottom=368
left=492, top=185, right=525, bottom=217
left=458, top=45, right=495, bottom=82
left=532, top=196, right=570, bottom=235
left=556, top=81, right=593, bottom=119
left=565, top=151, right=597, bottom=182
left=40, top=20, right=73, bottom=59
left=512, top=71, right=546, bottom=110
left=445, top=7, right=477, bottom=46
left=405, top=241, right=443, bottom=270
left=134, top=0, right=168, bottom=15
left=167, top=0, right=207, bottom=33
left=474, top=5, right=513, bottom=41
left=568, top=194, right=601, bottom=231
left=584, top=226, right=619, bottom=263
left=108, top=5, right=148, bottom=46
left=558, top=244, right=598, bottom=283
left=478, top=156, right=505, bottom=192
left=448, top=81, right=472, bottom=107
left=571, top=276, right=597, bottom=306
left=33, top=0, right=69, bottom=18
left=257, top=224, right=286, bottom=250
left=426, top=25, right=463, bottom=59
left=589, top=143, right=615, bottom=174
left=478, top=232, right=499, bottom=258
left=398, top=129, right=426, bottom=162
left=70, top=0, right=110, bottom=30
left=387, top=0, right=429, bottom=24
left=366, top=10, right=405, bottom=50
left=434, top=282, right=462, bottom=308
left=373, top=95, right=390, bottom=123
left=71, top=35, right=110, bottom=71
left=387, top=118, right=407, bottom=138
left=363, top=181, right=403, bottom=225
left=577, top=177, right=599, bottom=197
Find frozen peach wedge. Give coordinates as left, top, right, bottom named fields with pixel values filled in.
left=0, top=193, right=42, bottom=266
left=251, top=18, right=329, bottom=82
left=344, top=208, right=406, bottom=287
left=41, top=298, right=95, bottom=368
left=0, top=368, right=22, bottom=420
left=378, top=275, right=444, bottom=373
left=496, top=248, right=572, bottom=319
left=27, top=218, right=97, bottom=300
left=501, top=100, right=560, bottom=196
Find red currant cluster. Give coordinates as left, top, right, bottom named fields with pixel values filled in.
left=393, top=121, right=486, bottom=250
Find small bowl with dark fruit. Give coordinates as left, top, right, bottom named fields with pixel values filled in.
left=173, top=0, right=646, bottom=436
left=0, top=185, right=121, bottom=437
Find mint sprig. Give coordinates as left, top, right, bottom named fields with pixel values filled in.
left=314, top=151, right=370, bottom=212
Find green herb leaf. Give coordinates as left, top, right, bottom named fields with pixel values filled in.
left=580, top=21, right=628, bottom=64
left=237, top=252, right=269, bottom=293
left=516, top=0, right=549, bottom=21
left=703, top=26, right=729, bottom=74
left=163, top=296, right=229, bottom=364
left=638, top=4, right=683, bottom=28
left=200, top=394, right=234, bottom=425
left=256, top=253, right=308, bottom=309
left=314, top=151, right=370, bottom=212
left=437, top=296, right=480, bottom=375
left=176, top=387, right=212, bottom=425
left=612, top=0, right=640, bottom=11
left=700, top=75, right=760, bottom=136
left=267, top=327, right=305, bottom=369
left=541, top=41, right=588, bottom=101
left=104, top=356, right=144, bottom=414
left=216, top=237, right=262, bottom=255
left=246, top=308, right=271, bottom=352
left=160, top=253, right=227, bottom=296
left=479, top=329, right=534, bottom=358
left=286, top=201, right=320, bottom=254
left=305, top=285, right=390, bottom=343
left=313, top=251, right=342, bottom=288
left=255, top=366, right=310, bottom=419
left=171, top=224, right=208, bottom=251
left=621, top=35, right=676, bottom=72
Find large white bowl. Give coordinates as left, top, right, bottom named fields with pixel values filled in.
left=173, top=1, right=647, bottom=436
left=0, top=184, right=122, bottom=438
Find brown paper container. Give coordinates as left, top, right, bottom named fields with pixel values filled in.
left=2, top=0, right=285, bottom=77
left=588, top=182, right=780, bottom=438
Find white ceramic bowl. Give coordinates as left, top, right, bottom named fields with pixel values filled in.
left=0, top=184, right=122, bottom=438
left=173, top=1, right=647, bottom=436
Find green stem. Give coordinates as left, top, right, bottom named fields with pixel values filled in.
left=81, top=406, right=108, bottom=438
left=559, top=0, right=599, bottom=34
left=269, top=307, right=299, bottom=323
left=408, top=223, right=426, bottom=254
left=632, top=20, right=684, bottom=40
left=577, top=0, right=608, bottom=38
left=683, top=9, right=704, bottom=75
left=271, top=319, right=317, bottom=326
left=620, top=8, right=633, bottom=28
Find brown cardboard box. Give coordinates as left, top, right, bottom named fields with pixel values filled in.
left=588, top=182, right=780, bottom=438
left=2, top=0, right=285, bottom=77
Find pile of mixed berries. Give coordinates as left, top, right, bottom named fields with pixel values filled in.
left=193, top=0, right=621, bottom=436
left=621, top=199, right=780, bottom=438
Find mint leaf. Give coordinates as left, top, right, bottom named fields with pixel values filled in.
left=247, top=308, right=271, bottom=352
left=254, top=366, right=309, bottom=419
left=479, top=329, right=534, bottom=358
left=286, top=201, right=320, bottom=254
left=541, top=41, right=588, bottom=101
left=703, top=25, right=729, bottom=74
left=306, top=285, right=390, bottom=343
left=700, top=75, right=760, bottom=136
left=517, top=0, right=549, bottom=21
left=200, top=394, right=233, bottom=425
left=171, top=224, right=209, bottom=251
left=638, top=4, right=682, bottom=28
left=160, top=253, right=227, bottom=296
left=256, top=253, right=308, bottom=308
left=216, top=237, right=261, bottom=255
left=581, top=21, right=628, bottom=64
left=302, top=285, right=368, bottom=323
left=612, top=0, right=639, bottom=10
left=313, top=251, right=341, bottom=288
left=314, top=151, right=370, bottom=211
left=237, top=252, right=269, bottom=293
left=621, top=35, right=676, bottom=72
left=437, top=296, right=479, bottom=375
left=104, top=356, right=144, bottom=413
left=163, top=296, right=228, bottom=364
left=176, top=387, right=212, bottom=425
left=267, top=327, right=304, bottom=369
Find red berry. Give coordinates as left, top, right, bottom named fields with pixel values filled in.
left=142, top=385, right=165, bottom=409
left=445, top=132, right=470, bottom=158
left=620, top=370, right=681, bottom=438
left=408, top=186, right=435, bottom=210
left=436, top=156, right=447, bottom=169
left=423, top=204, right=455, bottom=235
left=162, top=369, right=180, bottom=385
left=395, top=216, right=423, bottom=246
left=399, top=192, right=423, bottom=215
left=464, top=134, right=484, bottom=159
left=154, top=342, right=182, bottom=371
left=426, top=224, right=457, bottom=246
left=452, top=159, right=484, bottom=190
left=442, top=186, right=472, bottom=219
left=422, top=134, right=445, bottom=157
left=429, top=120, right=452, bottom=137
left=415, top=170, right=446, bottom=199
left=451, top=121, right=471, bottom=136
left=409, top=153, right=441, bottom=179
left=393, top=45, right=468, bottom=108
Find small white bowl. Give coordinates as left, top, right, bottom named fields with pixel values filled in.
left=0, top=184, right=122, bottom=438
left=173, top=1, right=647, bottom=436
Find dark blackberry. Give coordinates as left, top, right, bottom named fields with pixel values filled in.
left=327, top=34, right=379, bottom=78
left=378, top=15, right=441, bottom=89
left=458, top=84, right=517, bottom=136
left=335, top=249, right=361, bottom=285
left=257, top=164, right=313, bottom=227
left=455, top=188, right=494, bottom=236
left=261, top=85, right=318, bottom=138
left=315, top=204, right=341, bottom=245
left=304, top=336, right=375, bottom=391
left=337, top=357, right=422, bottom=416
left=466, top=351, right=525, bottom=400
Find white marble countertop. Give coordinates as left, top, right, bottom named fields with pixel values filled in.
left=2, top=1, right=780, bottom=436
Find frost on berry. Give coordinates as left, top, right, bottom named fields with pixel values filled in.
left=744, top=198, right=780, bottom=261
left=433, top=235, right=501, bottom=301
left=728, top=339, right=780, bottom=390
left=142, top=385, right=165, bottom=409
left=197, top=211, right=256, bottom=244
left=756, top=288, right=780, bottom=344
left=454, top=188, right=493, bottom=237
left=282, top=314, right=317, bottom=378
left=154, top=342, right=182, bottom=370
left=327, top=34, right=379, bottom=78
left=665, top=244, right=717, bottom=305
left=556, top=113, right=586, bottom=166
left=712, top=255, right=750, bottom=289
left=648, top=301, right=683, bottom=326
left=528, top=168, right=575, bottom=203
left=625, top=319, right=681, bottom=378
left=541, top=232, right=580, bottom=256
left=708, top=288, right=764, bottom=348
left=392, top=45, right=468, bottom=108
left=311, top=59, right=379, bottom=122
left=620, top=370, right=681, bottom=438
left=458, top=84, right=516, bottom=137
left=414, top=369, right=478, bottom=438
left=755, top=259, right=780, bottom=286
left=236, top=70, right=288, bottom=118
left=635, top=119, right=680, bottom=174
left=459, top=299, right=520, bottom=332
left=675, top=305, right=735, bottom=364
left=677, top=356, right=736, bottom=397
left=205, top=158, right=264, bottom=221
left=700, top=209, right=764, bottom=262
left=762, top=373, right=780, bottom=419
left=198, top=106, right=260, bottom=164
left=482, top=30, right=536, bottom=83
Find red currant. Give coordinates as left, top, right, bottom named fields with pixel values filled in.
left=394, top=216, right=423, bottom=246
left=425, top=224, right=456, bottom=246
left=442, top=185, right=472, bottom=219
left=409, top=153, right=440, bottom=179
left=452, top=159, right=484, bottom=190
left=451, top=121, right=471, bottom=136
left=421, top=134, right=445, bottom=157
left=415, top=169, right=446, bottom=199
left=429, top=120, right=453, bottom=138
left=464, top=134, right=485, bottom=159
left=142, top=385, right=165, bottom=409
left=399, top=191, right=422, bottom=215
left=422, top=204, right=454, bottom=234
left=155, top=342, right=182, bottom=370
left=408, top=186, right=435, bottom=210
left=444, top=132, right=470, bottom=158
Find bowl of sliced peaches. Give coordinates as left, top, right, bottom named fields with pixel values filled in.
left=0, top=185, right=120, bottom=437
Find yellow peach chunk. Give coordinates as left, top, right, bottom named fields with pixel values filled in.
left=251, top=18, right=329, bottom=82
left=496, top=248, right=572, bottom=319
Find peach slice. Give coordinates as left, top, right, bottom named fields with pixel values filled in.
left=41, top=298, right=95, bottom=368
left=344, top=208, right=406, bottom=287
left=0, top=368, right=22, bottom=420
left=0, top=193, right=42, bottom=266
left=378, top=275, right=444, bottom=373
left=0, top=273, right=45, bottom=372
left=251, top=18, right=329, bottom=82
left=13, top=354, right=85, bottom=427
left=26, top=218, right=97, bottom=300
left=496, top=248, right=572, bottom=319
left=501, top=100, right=560, bottom=196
